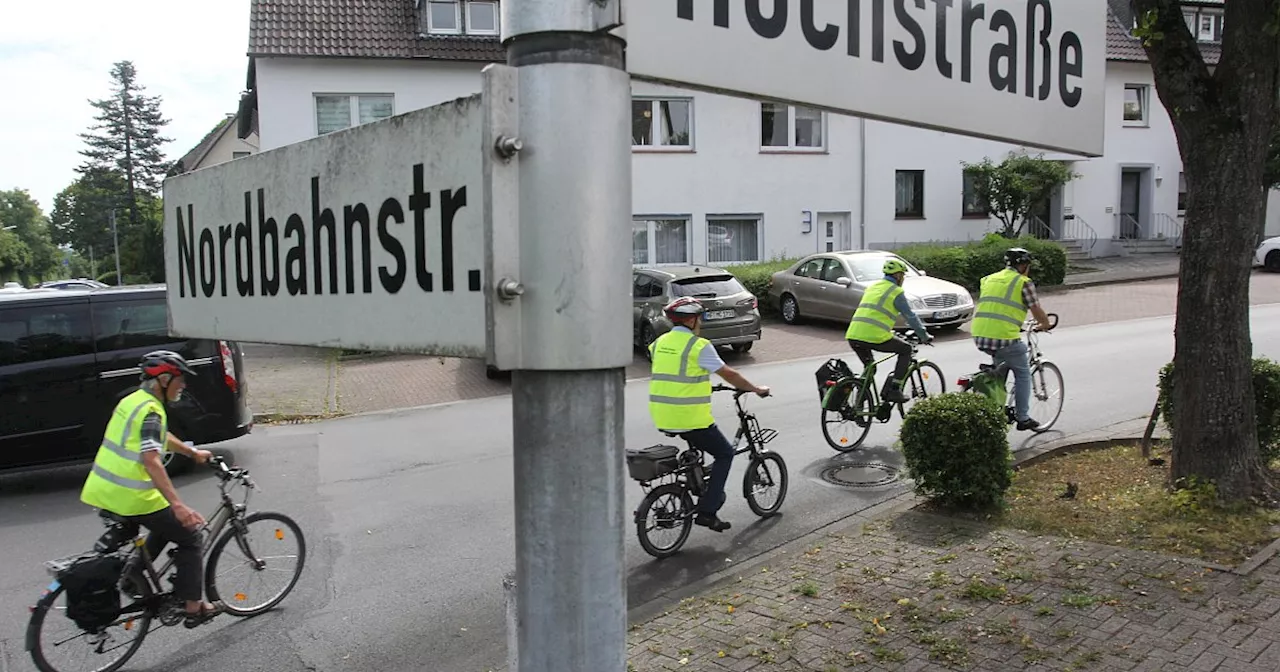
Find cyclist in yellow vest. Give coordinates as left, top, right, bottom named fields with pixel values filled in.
left=79, top=350, right=225, bottom=628
left=844, top=257, right=933, bottom=403
left=971, top=248, right=1054, bottom=431
left=649, top=297, right=770, bottom=533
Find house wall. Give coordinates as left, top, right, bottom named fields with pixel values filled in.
left=197, top=130, right=260, bottom=168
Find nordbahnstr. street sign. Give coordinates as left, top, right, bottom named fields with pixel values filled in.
left=624, top=0, right=1107, bottom=157
left=161, top=95, right=489, bottom=357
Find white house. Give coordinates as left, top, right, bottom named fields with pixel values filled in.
left=169, top=112, right=259, bottom=176
left=234, top=0, right=1275, bottom=267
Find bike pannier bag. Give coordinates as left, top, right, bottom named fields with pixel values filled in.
left=625, top=444, right=680, bottom=481
left=60, top=554, right=125, bottom=631
left=968, top=370, right=1008, bottom=407
left=814, top=359, right=855, bottom=402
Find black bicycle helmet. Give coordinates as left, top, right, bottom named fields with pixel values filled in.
left=1004, top=247, right=1033, bottom=267
left=139, top=350, right=198, bottom=380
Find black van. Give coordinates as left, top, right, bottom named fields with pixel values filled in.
left=0, top=284, right=252, bottom=473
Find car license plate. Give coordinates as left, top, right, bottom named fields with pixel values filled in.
left=704, top=309, right=735, bottom=320
left=935, top=310, right=958, bottom=319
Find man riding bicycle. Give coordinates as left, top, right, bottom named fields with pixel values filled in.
left=78, top=350, right=225, bottom=628
left=971, top=247, right=1054, bottom=431
left=649, top=297, right=770, bottom=533
left=845, top=257, right=933, bottom=403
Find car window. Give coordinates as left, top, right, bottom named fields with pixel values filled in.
left=670, top=275, right=746, bottom=298
left=843, top=253, right=920, bottom=282
left=819, top=259, right=847, bottom=283
left=0, top=303, right=94, bottom=366
left=92, top=297, right=174, bottom=351
left=795, top=258, right=825, bottom=278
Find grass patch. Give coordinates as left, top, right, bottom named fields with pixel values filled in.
left=958, top=441, right=1280, bottom=566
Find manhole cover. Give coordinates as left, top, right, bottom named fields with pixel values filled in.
left=820, top=463, right=901, bottom=488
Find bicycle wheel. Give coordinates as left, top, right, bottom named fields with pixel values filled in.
left=26, top=583, right=152, bottom=672
left=742, top=452, right=788, bottom=517
left=1025, top=361, right=1065, bottom=431
left=821, top=379, right=873, bottom=452
left=635, top=483, right=694, bottom=559
left=204, top=511, right=306, bottom=617
left=897, top=361, right=947, bottom=417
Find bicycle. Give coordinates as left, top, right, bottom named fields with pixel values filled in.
left=26, top=455, right=306, bottom=672
left=956, top=312, right=1064, bottom=432
left=627, top=385, right=788, bottom=559
left=817, top=331, right=946, bottom=452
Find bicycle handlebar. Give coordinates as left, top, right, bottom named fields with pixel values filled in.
left=207, top=454, right=257, bottom=489
left=711, top=384, right=771, bottom=399
left=1024, top=312, right=1060, bottom=333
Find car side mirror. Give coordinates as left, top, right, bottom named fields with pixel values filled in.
left=836, top=276, right=853, bottom=287
left=918, top=269, right=928, bottom=277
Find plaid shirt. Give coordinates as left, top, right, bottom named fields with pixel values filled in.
left=974, top=279, right=1039, bottom=353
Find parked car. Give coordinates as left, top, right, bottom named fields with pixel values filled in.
left=766, top=251, right=975, bottom=331
left=37, top=278, right=110, bottom=290
left=0, top=284, right=253, bottom=474
left=1256, top=236, right=1280, bottom=272
left=633, top=265, right=762, bottom=358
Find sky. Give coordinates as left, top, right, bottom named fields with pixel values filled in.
left=0, top=1, right=252, bottom=215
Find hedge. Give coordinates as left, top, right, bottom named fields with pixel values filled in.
left=900, top=392, right=1013, bottom=510
left=723, top=256, right=802, bottom=312
left=1157, top=357, right=1280, bottom=465
left=895, top=233, right=1068, bottom=292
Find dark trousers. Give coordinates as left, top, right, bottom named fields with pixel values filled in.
left=125, top=506, right=203, bottom=602
left=678, top=425, right=736, bottom=515
left=848, top=336, right=913, bottom=386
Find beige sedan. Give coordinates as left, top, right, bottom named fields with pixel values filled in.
left=765, top=250, right=975, bottom=331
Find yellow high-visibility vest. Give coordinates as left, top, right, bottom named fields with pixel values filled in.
left=648, top=329, right=715, bottom=431
left=80, top=388, right=169, bottom=516
left=971, top=267, right=1030, bottom=341
left=845, top=279, right=903, bottom=344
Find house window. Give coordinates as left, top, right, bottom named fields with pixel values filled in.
left=424, top=1, right=499, bottom=35
left=632, top=217, right=690, bottom=265
left=232, top=151, right=251, bottom=159
left=632, top=98, right=692, bottom=150
left=760, top=103, right=825, bottom=151
left=1123, top=85, right=1148, bottom=126
left=706, top=216, right=761, bottom=263
left=961, top=169, right=987, bottom=217
left=895, top=170, right=925, bottom=219
left=315, top=94, right=395, bottom=135
left=1178, top=172, right=1188, bottom=212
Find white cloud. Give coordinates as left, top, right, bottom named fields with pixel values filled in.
left=0, top=1, right=251, bottom=214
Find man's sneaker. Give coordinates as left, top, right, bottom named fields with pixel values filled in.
left=1016, top=418, right=1041, bottom=432
left=882, top=384, right=908, bottom=404
left=694, top=513, right=731, bottom=532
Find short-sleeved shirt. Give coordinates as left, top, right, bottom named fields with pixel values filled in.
left=974, top=279, right=1039, bottom=353
left=671, top=326, right=725, bottom=373
left=138, top=413, right=166, bottom=455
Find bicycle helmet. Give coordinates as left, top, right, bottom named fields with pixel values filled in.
left=663, top=296, right=705, bottom=320
left=1004, top=247, right=1033, bottom=267
left=882, top=257, right=909, bottom=275
left=139, top=350, right=198, bottom=380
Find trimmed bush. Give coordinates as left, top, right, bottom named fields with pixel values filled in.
left=1157, top=357, right=1280, bottom=464
left=900, top=392, right=1013, bottom=510
left=896, top=233, right=1068, bottom=292
left=723, top=256, right=802, bottom=311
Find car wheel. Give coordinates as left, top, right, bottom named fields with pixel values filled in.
left=780, top=294, right=800, bottom=324
left=641, top=323, right=657, bottom=361
left=732, top=342, right=754, bottom=354
left=1267, top=250, right=1280, bottom=272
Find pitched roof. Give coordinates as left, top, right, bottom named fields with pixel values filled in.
left=168, top=114, right=238, bottom=177
left=1105, top=0, right=1223, bottom=65
left=247, top=0, right=505, bottom=61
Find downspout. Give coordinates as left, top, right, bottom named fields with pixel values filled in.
left=859, top=117, right=867, bottom=249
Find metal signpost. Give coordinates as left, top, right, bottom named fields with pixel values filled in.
left=163, top=1, right=1107, bottom=670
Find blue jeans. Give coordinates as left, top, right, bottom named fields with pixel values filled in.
left=678, top=425, right=735, bottom=515
left=988, top=340, right=1032, bottom=422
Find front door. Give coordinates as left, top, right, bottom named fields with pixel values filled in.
left=1120, top=171, right=1142, bottom=239
left=818, top=212, right=853, bottom=252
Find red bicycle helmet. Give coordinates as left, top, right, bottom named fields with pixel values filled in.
left=663, top=297, right=705, bottom=320
left=139, top=350, right=198, bottom=380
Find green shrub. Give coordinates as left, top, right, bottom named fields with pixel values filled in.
left=900, top=392, right=1013, bottom=510
left=896, top=234, right=1067, bottom=292
left=723, top=256, right=801, bottom=312
left=1157, top=357, right=1280, bottom=464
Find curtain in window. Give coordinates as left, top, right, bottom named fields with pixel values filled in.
left=316, top=96, right=351, bottom=135
left=895, top=174, right=920, bottom=215
left=659, top=101, right=690, bottom=146
left=358, top=96, right=394, bottom=124
left=707, top=219, right=759, bottom=263
left=794, top=107, right=822, bottom=147
left=653, top=219, right=688, bottom=263
left=760, top=103, right=788, bottom=146
left=632, top=220, right=649, bottom=264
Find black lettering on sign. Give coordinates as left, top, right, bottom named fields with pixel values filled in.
left=169, top=163, right=482, bottom=302
left=672, top=0, right=1087, bottom=108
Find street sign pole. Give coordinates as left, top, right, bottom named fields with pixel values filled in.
left=496, top=1, right=631, bottom=670
left=109, top=209, right=121, bottom=286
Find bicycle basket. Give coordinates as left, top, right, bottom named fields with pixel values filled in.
left=815, top=359, right=855, bottom=403
left=55, top=553, right=125, bottom=631
left=625, top=444, right=680, bottom=482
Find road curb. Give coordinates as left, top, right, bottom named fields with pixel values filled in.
left=1050, top=271, right=1181, bottom=292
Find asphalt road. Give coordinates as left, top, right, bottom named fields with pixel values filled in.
left=2, top=305, right=1279, bottom=672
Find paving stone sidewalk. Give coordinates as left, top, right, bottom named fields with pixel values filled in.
left=625, top=420, right=1280, bottom=672
left=1060, top=254, right=1180, bottom=289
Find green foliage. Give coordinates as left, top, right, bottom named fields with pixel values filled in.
left=78, top=60, right=172, bottom=195
left=961, top=152, right=1078, bottom=238
left=1131, top=9, right=1165, bottom=47
left=900, top=392, right=1013, bottom=510
left=895, top=234, right=1067, bottom=292
left=1157, top=357, right=1280, bottom=465
left=723, top=256, right=802, bottom=311
left=0, top=189, right=61, bottom=284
